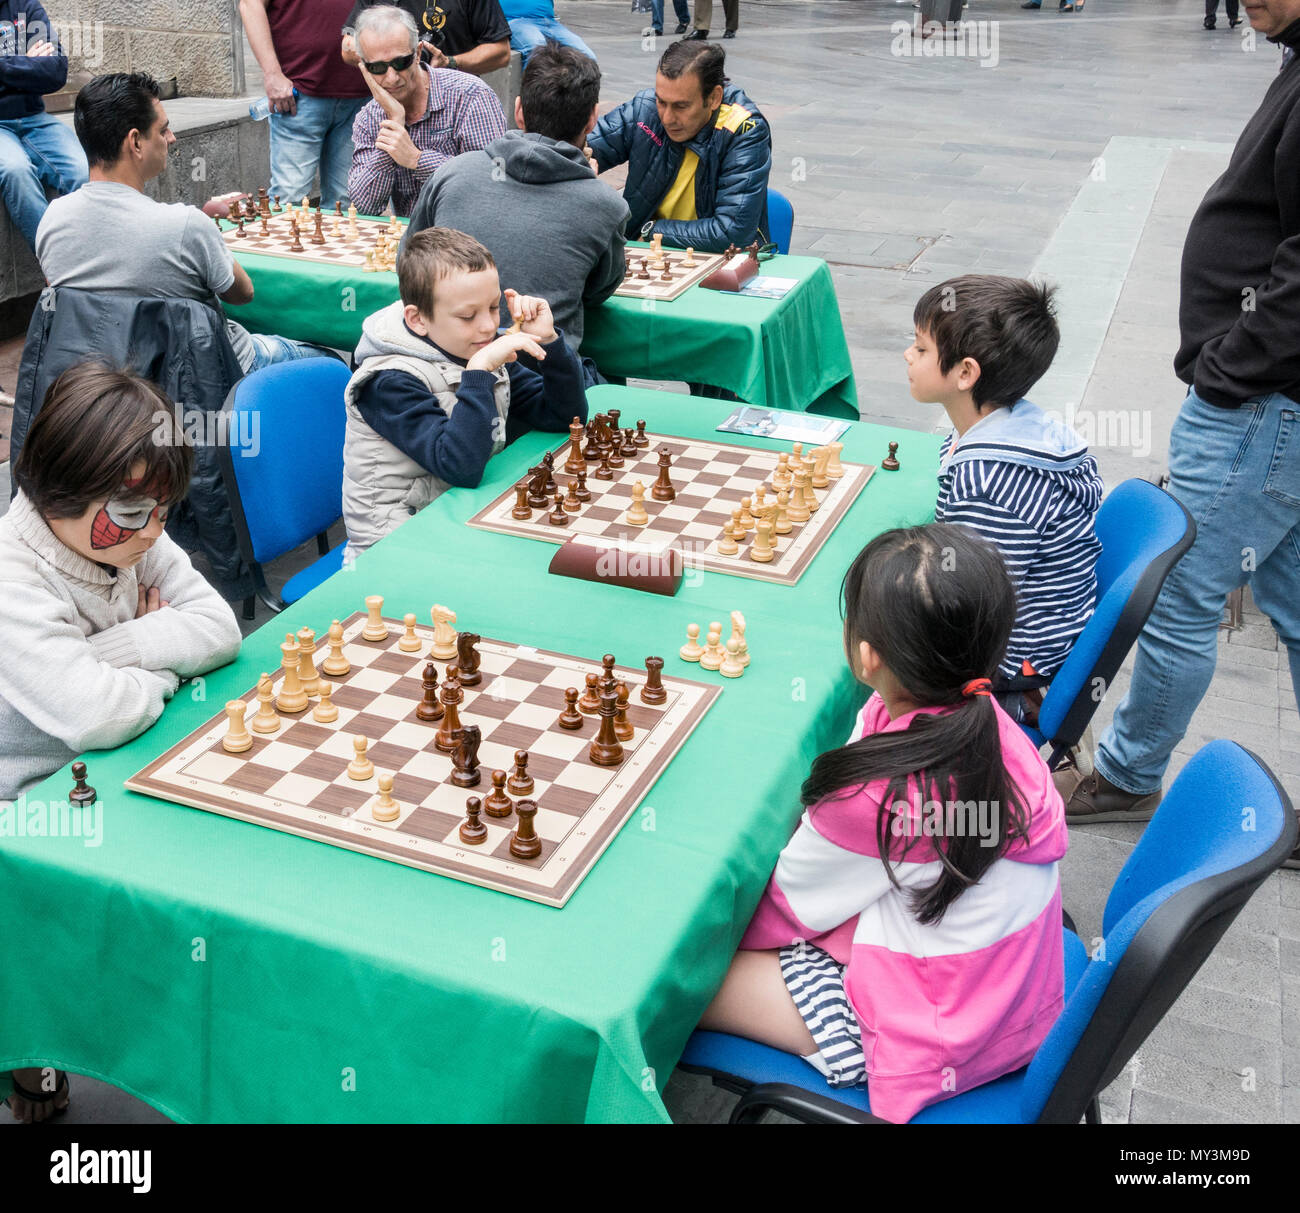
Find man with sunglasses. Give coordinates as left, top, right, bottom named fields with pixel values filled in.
left=240, top=0, right=370, bottom=209
left=347, top=5, right=505, bottom=218
left=342, top=0, right=510, bottom=77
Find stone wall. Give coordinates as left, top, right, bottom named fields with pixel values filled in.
left=42, top=0, right=245, bottom=98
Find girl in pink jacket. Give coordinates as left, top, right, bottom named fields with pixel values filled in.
left=701, top=523, right=1069, bottom=1123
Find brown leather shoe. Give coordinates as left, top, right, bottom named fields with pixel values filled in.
left=1065, top=771, right=1161, bottom=825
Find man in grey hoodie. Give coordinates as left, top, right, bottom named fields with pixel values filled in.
left=402, top=43, right=627, bottom=359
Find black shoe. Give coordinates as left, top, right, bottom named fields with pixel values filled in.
left=723, top=28, right=735, bottom=37
left=682, top=28, right=708, bottom=39
left=1204, top=15, right=1216, bottom=27
left=674, top=21, right=688, bottom=32
left=1020, top=1, right=1041, bottom=7
left=653, top=27, right=663, bottom=34
left=1229, top=16, right=1242, bottom=26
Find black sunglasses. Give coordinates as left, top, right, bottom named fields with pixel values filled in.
left=363, top=52, right=416, bottom=74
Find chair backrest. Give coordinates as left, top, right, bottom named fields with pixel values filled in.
left=1036, top=479, right=1195, bottom=757
left=217, top=358, right=350, bottom=568
left=1019, top=741, right=1296, bottom=1123
left=767, top=188, right=794, bottom=255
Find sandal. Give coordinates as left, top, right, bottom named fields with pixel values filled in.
left=4, top=1069, right=70, bottom=1122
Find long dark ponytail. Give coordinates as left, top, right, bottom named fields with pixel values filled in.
left=800, top=524, right=1030, bottom=925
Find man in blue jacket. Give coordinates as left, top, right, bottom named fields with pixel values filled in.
left=0, top=1, right=86, bottom=248
left=587, top=40, right=769, bottom=253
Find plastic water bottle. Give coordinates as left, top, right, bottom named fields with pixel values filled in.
left=249, top=88, right=298, bottom=120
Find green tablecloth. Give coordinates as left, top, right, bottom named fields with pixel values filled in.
left=227, top=234, right=858, bottom=417
left=0, top=388, right=939, bottom=1123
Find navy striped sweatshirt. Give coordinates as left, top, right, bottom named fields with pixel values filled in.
left=935, top=400, right=1103, bottom=683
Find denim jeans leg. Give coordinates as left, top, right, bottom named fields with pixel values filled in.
left=269, top=95, right=330, bottom=204
left=674, top=0, right=691, bottom=21
left=0, top=122, right=50, bottom=248
left=537, top=18, right=597, bottom=59
left=245, top=333, right=332, bottom=372
left=1095, top=391, right=1300, bottom=794
left=319, top=98, right=365, bottom=209
left=21, top=112, right=88, bottom=195
left=508, top=19, right=547, bottom=63
left=650, top=0, right=664, bottom=30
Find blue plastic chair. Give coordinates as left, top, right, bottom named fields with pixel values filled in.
left=766, top=188, right=794, bottom=255
left=217, top=358, right=351, bottom=619
left=1024, top=478, right=1195, bottom=770
left=679, top=741, right=1296, bottom=1124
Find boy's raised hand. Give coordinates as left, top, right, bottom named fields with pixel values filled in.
left=466, top=331, right=549, bottom=374
left=504, top=289, right=557, bottom=346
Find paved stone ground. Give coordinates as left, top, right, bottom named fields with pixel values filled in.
left=3, top=0, right=1297, bottom=1125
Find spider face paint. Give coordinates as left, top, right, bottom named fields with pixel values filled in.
left=90, top=477, right=168, bottom=550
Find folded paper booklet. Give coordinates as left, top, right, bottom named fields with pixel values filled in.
left=720, top=275, right=799, bottom=299
left=716, top=406, right=851, bottom=444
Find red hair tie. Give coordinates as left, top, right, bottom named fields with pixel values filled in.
left=961, top=678, right=993, bottom=699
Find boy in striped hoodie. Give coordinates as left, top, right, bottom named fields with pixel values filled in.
left=904, top=276, right=1103, bottom=725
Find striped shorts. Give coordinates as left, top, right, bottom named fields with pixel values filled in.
left=778, top=942, right=868, bottom=1087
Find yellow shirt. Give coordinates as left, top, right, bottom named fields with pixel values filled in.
left=653, top=103, right=756, bottom=224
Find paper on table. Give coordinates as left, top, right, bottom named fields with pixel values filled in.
left=716, top=405, right=851, bottom=444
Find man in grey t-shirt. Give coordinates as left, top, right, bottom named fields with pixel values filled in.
left=36, top=72, right=319, bottom=374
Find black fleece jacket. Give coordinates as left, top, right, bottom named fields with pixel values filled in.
left=1177, top=19, right=1300, bottom=406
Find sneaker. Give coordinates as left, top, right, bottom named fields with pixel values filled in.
left=1064, top=771, right=1162, bottom=825
left=674, top=21, right=688, bottom=32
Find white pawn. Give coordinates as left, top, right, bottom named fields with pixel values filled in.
left=719, top=637, right=745, bottom=679
left=699, top=623, right=724, bottom=672
left=717, top=520, right=739, bottom=556
left=398, top=612, right=421, bottom=652
left=626, top=480, right=649, bottom=527
left=679, top=623, right=704, bottom=662
left=313, top=682, right=338, bottom=723
left=347, top=735, right=374, bottom=781
left=370, top=772, right=400, bottom=822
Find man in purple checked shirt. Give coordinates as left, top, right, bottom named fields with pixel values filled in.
left=348, top=4, right=504, bottom=217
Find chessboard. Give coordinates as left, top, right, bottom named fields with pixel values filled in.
left=467, top=419, right=874, bottom=586
left=221, top=208, right=403, bottom=271
left=126, top=610, right=719, bottom=907
left=613, top=245, right=726, bottom=301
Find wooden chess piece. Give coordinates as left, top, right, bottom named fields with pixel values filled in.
left=564, top=480, right=582, bottom=514
left=574, top=470, right=591, bottom=502
left=787, top=472, right=812, bottom=523
left=594, top=451, right=614, bottom=481
left=651, top=447, right=676, bottom=501
left=450, top=725, right=482, bottom=788
left=683, top=247, right=696, bottom=267
left=509, top=799, right=543, bottom=859
left=370, top=772, right=400, bottom=821
left=311, top=209, right=326, bottom=245
left=416, top=662, right=443, bottom=722
left=430, top=604, right=458, bottom=659
left=459, top=796, right=489, bottom=844
left=549, top=491, right=570, bottom=526
left=634, top=419, right=649, bottom=448
left=802, top=459, right=821, bottom=513
left=322, top=620, right=350, bottom=675
left=542, top=451, right=558, bottom=495
left=730, top=610, right=751, bottom=668
left=587, top=686, right=625, bottom=767
left=363, top=595, right=388, bottom=641
left=680, top=623, right=704, bottom=662
left=811, top=446, right=832, bottom=489
left=313, top=682, right=338, bottom=723
left=288, top=221, right=304, bottom=252
left=526, top=464, right=550, bottom=509
left=565, top=417, right=586, bottom=474
left=512, top=482, right=533, bottom=520
left=347, top=735, right=374, bottom=780
left=718, top=520, right=739, bottom=556
left=296, top=626, right=319, bottom=695
left=737, top=496, right=756, bottom=532
left=507, top=749, right=534, bottom=796
left=621, top=428, right=639, bottom=459
left=455, top=632, right=482, bottom=686
left=700, top=624, right=724, bottom=672
left=749, top=519, right=775, bottom=563
left=558, top=687, right=584, bottom=729
left=641, top=655, right=668, bottom=704
left=578, top=672, right=601, bottom=715
left=882, top=441, right=901, bottom=471
left=253, top=673, right=281, bottom=733
left=223, top=701, right=253, bottom=753
left=398, top=613, right=422, bottom=652
left=625, top=481, right=649, bottom=526
left=614, top=683, right=634, bottom=741
left=600, top=653, right=618, bottom=696
left=69, top=761, right=97, bottom=806
left=826, top=442, right=845, bottom=479
left=434, top=668, right=463, bottom=751
left=719, top=637, right=746, bottom=678
left=276, top=634, right=309, bottom=713
left=235, top=218, right=246, bottom=238
left=607, top=441, right=624, bottom=469
left=484, top=770, right=513, bottom=817
left=774, top=490, right=793, bottom=535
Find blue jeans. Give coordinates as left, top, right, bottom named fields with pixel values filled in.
left=1095, top=388, right=1300, bottom=795
left=245, top=332, right=333, bottom=372
left=508, top=18, right=597, bottom=64
left=269, top=95, right=365, bottom=209
left=650, top=0, right=690, bottom=31
left=0, top=112, right=87, bottom=248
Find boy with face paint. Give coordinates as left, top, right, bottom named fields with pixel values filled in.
left=0, top=362, right=243, bottom=807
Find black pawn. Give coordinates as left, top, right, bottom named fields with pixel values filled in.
left=417, top=662, right=443, bottom=722
left=882, top=441, right=900, bottom=471
left=549, top=491, right=570, bottom=527
left=485, top=770, right=514, bottom=817
left=69, top=761, right=96, bottom=806
left=558, top=687, right=584, bottom=730
left=459, top=797, right=488, bottom=845
left=594, top=451, right=614, bottom=481
left=575, top=471, right=591, bottom=503
left=621, top=428, right=639, bottom=459
left=507, top=749, right=534, bottom=796
left=634, top=419, right=649, bottom=447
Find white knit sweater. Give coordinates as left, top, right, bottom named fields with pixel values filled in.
left=0, top=491, right=243, bottom=801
